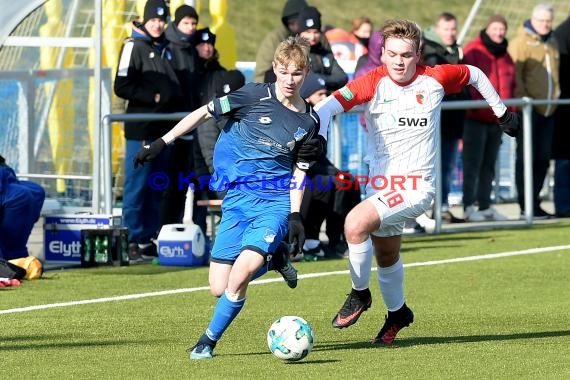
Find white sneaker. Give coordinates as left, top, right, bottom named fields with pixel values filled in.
left=465, top=206, right=485, bottom=222
left=479, top=207, right=508, bottom=221
left=415, top=213, right=435, bottom=234
left=464, top=205, right=476, bottom=219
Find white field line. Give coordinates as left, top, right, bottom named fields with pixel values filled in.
left=1, top=245, right=569, bottom=315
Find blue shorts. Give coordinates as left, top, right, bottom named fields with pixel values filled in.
left=211, top=189, right=289, bottom=264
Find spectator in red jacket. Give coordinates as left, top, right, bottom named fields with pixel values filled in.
left=462, top=15, right=515, bottom=221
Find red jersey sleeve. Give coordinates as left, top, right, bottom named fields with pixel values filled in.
left=426, top=64, right=471, bottom=95
left=332, top=66, right=388, bottom=111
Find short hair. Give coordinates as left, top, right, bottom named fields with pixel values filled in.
left=437, top=12, right=457, bottom=22
left=273, top=35, right=311, bottom=71
left=532, top=3, right=554, bottom=19
left=381, top=19, right=423, bottom=53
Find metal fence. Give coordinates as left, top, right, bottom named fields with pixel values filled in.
left=99, top=97, right=570, bottom=233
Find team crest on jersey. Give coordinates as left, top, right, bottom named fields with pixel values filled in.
left=259, top=116, right=272, bottom=124
left=264, top=229, right=277, bottom=243
left=149, top=52, right=155, bottom=59
left=415, top=90, right=426, bottom=104
left=294, top=127, right=308, bottom=141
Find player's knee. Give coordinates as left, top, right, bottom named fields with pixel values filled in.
left=344, top=214, right=368, bottom=243
left=209, top=282, right=226, bottom=297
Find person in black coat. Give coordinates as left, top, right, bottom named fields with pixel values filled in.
left=160, top=4, right=206, bottom=231
left=192, top=28, right=246, bottom=197
left=421, top=12, right=468, bottom=223
left=114, top=0, right=182, bottom=261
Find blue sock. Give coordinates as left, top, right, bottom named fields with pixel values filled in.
left=205, top=291, right=246, bottom=341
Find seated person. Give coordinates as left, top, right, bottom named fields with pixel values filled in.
left=298, top=74, right=360, bottom=259
left=0, top=155, right=45, bottom=260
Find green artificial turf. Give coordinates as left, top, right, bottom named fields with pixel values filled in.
left=2, top=222, right=569, bottom=379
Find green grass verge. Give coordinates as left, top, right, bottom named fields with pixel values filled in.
left=1, top=222, right=570, bottom=379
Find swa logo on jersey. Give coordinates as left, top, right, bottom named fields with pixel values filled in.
left=398, top=117, right=428, bottom=127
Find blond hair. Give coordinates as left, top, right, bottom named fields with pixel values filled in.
left=382, top=19, right=422, bottom=53
left=273, top=35, right=311, bottom=71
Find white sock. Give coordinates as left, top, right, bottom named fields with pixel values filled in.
left=377, top=256, right=405, bottom=312
left=348, top=238, right=373, bottom=290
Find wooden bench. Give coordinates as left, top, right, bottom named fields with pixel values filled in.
left=197, top=199, right=223, bottom=241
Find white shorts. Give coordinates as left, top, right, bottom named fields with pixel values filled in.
left=366, top=188, right=434, bottom=237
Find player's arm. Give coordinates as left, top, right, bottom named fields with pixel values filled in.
left=465, top=64, right=520, bottom=136
left=132, top=104, right=212, bottom=167
left=437, top=64, right=520, bottom=137
left=314, top=68, right=380, bottom=137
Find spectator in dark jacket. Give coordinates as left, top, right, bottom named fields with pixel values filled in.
left=553, top=13, right=570, bottom=217
left=462, top=15, right=515, bottom=222
left=290, top=6, right=348, bottom=93
left=114, top=0, right=182, bottom=262
left=254, top=0, right=308, bottom=83
left=192, top=28, right=246, bottom=197
left=422, top=12, right=468, bottom=223
left=160, top=4, right=204, bottom=229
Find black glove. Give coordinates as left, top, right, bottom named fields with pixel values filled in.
left=287, top=212, right=305, bottom=256
left=499, top=111, right=520, bottom=137
left=297, top=135, right=327, bottom=169
left=133, top=138, right=166, bottom=168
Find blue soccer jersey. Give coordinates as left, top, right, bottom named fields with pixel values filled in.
left=207, top=82, right=320, bottom=198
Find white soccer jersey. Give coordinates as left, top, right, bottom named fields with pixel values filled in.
left=332, top=64, right=506, bottom=194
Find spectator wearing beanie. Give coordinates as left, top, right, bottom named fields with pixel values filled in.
left=296, top=6, right=348, bottom=93
left=254, top=0, right=332, bottom=83
left=142, top=0, right=169, bottom=37
left=160, top=3, right=206, bottom=229
left=192, top=28, right=246, bottom=198
left=300, top=73, right=327, bottom=103
left=114, top=0, right=182, bottom=262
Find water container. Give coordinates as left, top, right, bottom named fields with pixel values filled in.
left=156, top=224, right=208, bottom=266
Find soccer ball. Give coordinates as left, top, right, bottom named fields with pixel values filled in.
left=267, top=316, right=314, bottom=361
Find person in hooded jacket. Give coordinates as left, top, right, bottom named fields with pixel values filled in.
left=160, top=4, right=205, bottom=230
left=114, top=0, right=182, bottom=262
left=254, top=0, right=308, bottom=83
left=254, top=0, right=332, bottom=84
